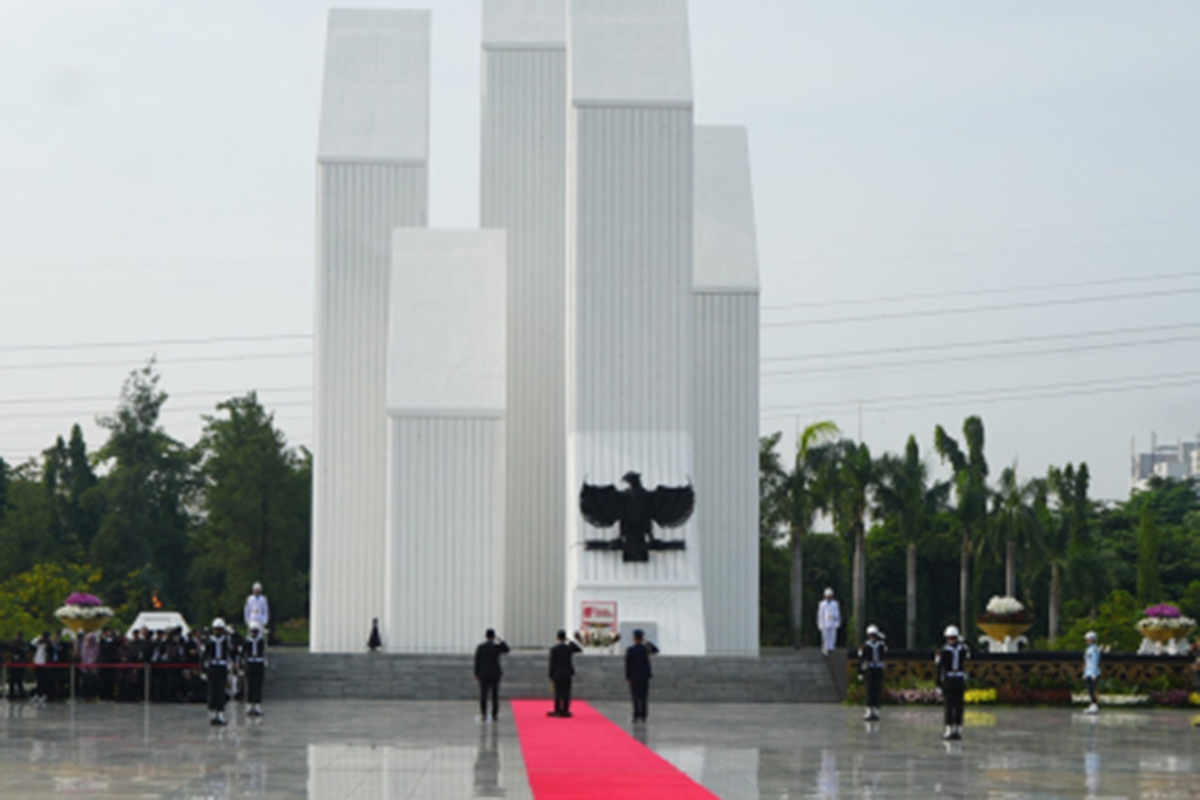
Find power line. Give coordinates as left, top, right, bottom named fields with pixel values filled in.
left=0, top=386, right=312, bottom=407
left=762, top=321, right=1200, bottom=364
left=0, top=400, right=312, bottom=422
left=759, top=219, right=1200, bottom=245
left=8, top=279, right=307, bottom=293
left=0, top=351, right=313, bottom=372
left=762, top=286, right=1200, bottom=329
left=761, top=331, right=1200, bottom=379
left=760, top=368, right=1200, bottom=416
left=761, top=269, right=1200, bottom=312
left=0, top=334, right=312, bottom=355
left=760, top=238, right=1200, bottom=267
left=2, top=257, right=310, bottom=273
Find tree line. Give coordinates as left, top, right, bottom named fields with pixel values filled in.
left=0, top=363, right=311, bottom=639
left=759, top=415, right=1200, bottom=651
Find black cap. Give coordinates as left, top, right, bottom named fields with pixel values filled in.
left=556, top=629, right=567, bottom=639
left=486, top=628, right=496, bottom=639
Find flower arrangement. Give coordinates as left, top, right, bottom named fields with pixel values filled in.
left=977, top=595, right=1032, bottom=625
left=574, top=629, right=620, bottom=648
left=885, top=688, right=942, bottom=704
left=964, top=688, right=997, bottom=704
left=55, top=592, right=115, bottom=633
left=1136, top=604, right=1196, bottom=632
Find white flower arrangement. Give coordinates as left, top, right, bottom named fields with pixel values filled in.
left=1136, top=615, right=1197, bottom=631
left=986, top=596, right=1025, bottom=616
left=55, top=604, right=115, bottom=620
left=1072, top=693, right=1149, bottom=706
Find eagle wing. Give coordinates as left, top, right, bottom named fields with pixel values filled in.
left=650, top=483, right=694, bottom=528
left=579, top=483, right=622, bottom=528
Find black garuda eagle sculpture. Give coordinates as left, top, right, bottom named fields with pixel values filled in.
left=579, top=471, right=694, bottom=562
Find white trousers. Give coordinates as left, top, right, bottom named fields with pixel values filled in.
left=821, top=625, right=838, bottom=654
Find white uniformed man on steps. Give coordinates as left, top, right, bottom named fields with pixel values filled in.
left=817, top=588, right=841, bottom=656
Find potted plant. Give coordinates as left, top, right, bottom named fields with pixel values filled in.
left=1136, top=604, right=1196, bottom=655
left=54, top=592, right=115, bottom=634
left=977, top=596, right=1032, bottom=652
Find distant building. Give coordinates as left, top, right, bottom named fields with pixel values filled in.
left=1131, top=434, right=1200, bottom=491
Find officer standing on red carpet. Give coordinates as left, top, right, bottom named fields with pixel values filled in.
left=548, top=630, right=583, bottom=717
left=625, top=629, right=659, bottom=724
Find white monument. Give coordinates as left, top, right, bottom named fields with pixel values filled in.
left=311, top=0, right=760, bottom=656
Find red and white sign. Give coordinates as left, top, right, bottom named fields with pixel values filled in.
left=580, top=600, right=618, bottom=633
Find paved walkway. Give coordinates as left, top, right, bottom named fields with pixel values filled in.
left=0, top=699, right=1196, bottom=797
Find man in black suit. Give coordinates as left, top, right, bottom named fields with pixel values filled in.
left=624, top=629, right=659, bottom=724
left=547, top=630, right=583, bottom=717
left=474, top=629, right=509, bottom=722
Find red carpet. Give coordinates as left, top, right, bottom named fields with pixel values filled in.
left=511, top=700, right=718, bottom=799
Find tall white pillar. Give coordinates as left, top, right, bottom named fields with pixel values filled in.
left=564, top=0, right=706, bottom=655
left=693, top=126, right=760, bottom=655
left=312, top=10, right=430, bottom=652
left=481, top=0, right=569, bottom=647
left=384, top=230, right=507, bottom=653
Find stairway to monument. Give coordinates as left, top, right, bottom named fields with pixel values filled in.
left=264, top=647, right=840, bottom=704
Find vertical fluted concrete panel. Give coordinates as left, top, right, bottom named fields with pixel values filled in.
left=481, top=5, right=568, bottom=647
left=565, top=0, right=706, bottom=654
left=386, top=417, right=506, bottom=653
left=312, top=10, right=430, bottom=653
left=384, top=229, right=507, bottom=653
left=694, top=294, right=759, bottom=654
left=693, top=126, right=760, bottom=655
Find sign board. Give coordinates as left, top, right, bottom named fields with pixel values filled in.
left=579, top=600, right=618, bottom=647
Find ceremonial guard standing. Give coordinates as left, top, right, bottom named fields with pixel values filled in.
left=244, top=583, right=270, bottom=631
left=936, top=625, right=970, bottom=740
left=625, top=629, right=660, bottom=724
left=243, top=622, right=267, bottom=717
left=473, top=629, right=509, bottom=722
left=1083, top=631, right=1101, bottom=715
left=547, top=630, right=583, bottom=717
left=817, top=588, right=841, bottom=655
left=204, top=618, right=233, bottom=726
left=857, top=624, right=887, bottom=721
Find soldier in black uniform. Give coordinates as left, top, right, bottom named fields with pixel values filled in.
left=473, top=629, right=509, bottom=722
left=242, top=621, right=267, bottom=717
left=936, top=625, right=970, bottom=741
left=204, top=618, right=233, bottom=726
left=625, top=629, right=659, bottom=724
left=547, top=630, right=583, bottom=717
left=857, top=624, right=887, bottom=721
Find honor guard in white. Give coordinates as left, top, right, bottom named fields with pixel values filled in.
left=243, top=622, right=267, bottom=717
left=1082, top=631, right=1101, bottom=714
left=817, top=588, right=841, bottom=655
left=936, top=625, right=970, bottom=740
left=243, top=582, right=270, bottom=631
left=857, top=624, right=887, bottom=721
left=205, top=619, right=233, bottom=726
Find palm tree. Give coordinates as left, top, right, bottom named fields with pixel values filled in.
left=820, top=438, right=878, bottom=646
left=934, top=416, right=989, bottom=635
left=877, top=436, right=950, bottom=649
left=989, top=465, right=1040, bottom=599
left=777, top=422, right=840, bottom=648
left=1045, top=462, right=1091, bottom=641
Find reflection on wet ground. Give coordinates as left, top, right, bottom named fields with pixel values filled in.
left=0, top=699, right=1196, bottom=798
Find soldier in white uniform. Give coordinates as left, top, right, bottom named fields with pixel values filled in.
left=243, top=582, right=270, bottom=632
left=817, top=588, right=841, bottom=656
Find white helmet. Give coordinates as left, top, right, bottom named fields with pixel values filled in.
left=252, top=582, right=263, bottom=591
left=944, top=625, right=960, bottom=638
left=249, top=622, right=262, bottom=632
left=866, top=624, right=880, bottom=637
left=1085, top=631, right=1097, bottom=641
left=824, top=587, right=834, bottom=597
left=212, top=618, right=227, bottom=629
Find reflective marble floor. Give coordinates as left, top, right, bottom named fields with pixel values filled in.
left=0, top=699, right=1197, bottom=798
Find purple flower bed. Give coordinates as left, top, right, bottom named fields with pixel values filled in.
left=886, top=689, right=942, bottom=705
left=1149, top=690, right=1191, bottom=707
left=65, top=592, right=103, bottom=607
left=1144, top=604, right=1181, bottom=618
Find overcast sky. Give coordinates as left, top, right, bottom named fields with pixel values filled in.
left=1, top=1, right=1198, bottom=501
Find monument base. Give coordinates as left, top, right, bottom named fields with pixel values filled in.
left=568, top=585, right=707, bottom=656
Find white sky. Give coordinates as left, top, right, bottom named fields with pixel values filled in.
left=1, top=1, right=1198, bottom=500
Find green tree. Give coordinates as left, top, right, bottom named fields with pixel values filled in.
left=91, top=363, right=197, bottom=611
left=934, top=416, right=990, bottom=634
left=191, top=392, right=312, bottom=625
left=988, top=465, right=1041, bottom=599
left=0, top=562, right=104, bottom=641
left=877, top=435, right=949, bottom=648
left=0, top=462, right=58, bottom=580
left=1135, top=505, right=1164, bottom=606
left=822, top=439, right=877, bottom=646
left=1045, top=463, right=1092, bottom=641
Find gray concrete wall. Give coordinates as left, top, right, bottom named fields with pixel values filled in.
left=264, top=649, right=839, bottom=703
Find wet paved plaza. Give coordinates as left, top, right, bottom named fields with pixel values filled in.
left=0, top=699, right=1197, bottom=798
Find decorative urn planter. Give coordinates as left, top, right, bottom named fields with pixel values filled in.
left=977, top=596, right=1033, bottom=653
left=1136, top=605, right=1196, bottom=655
left=54, top=592, right=115, bottom=635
